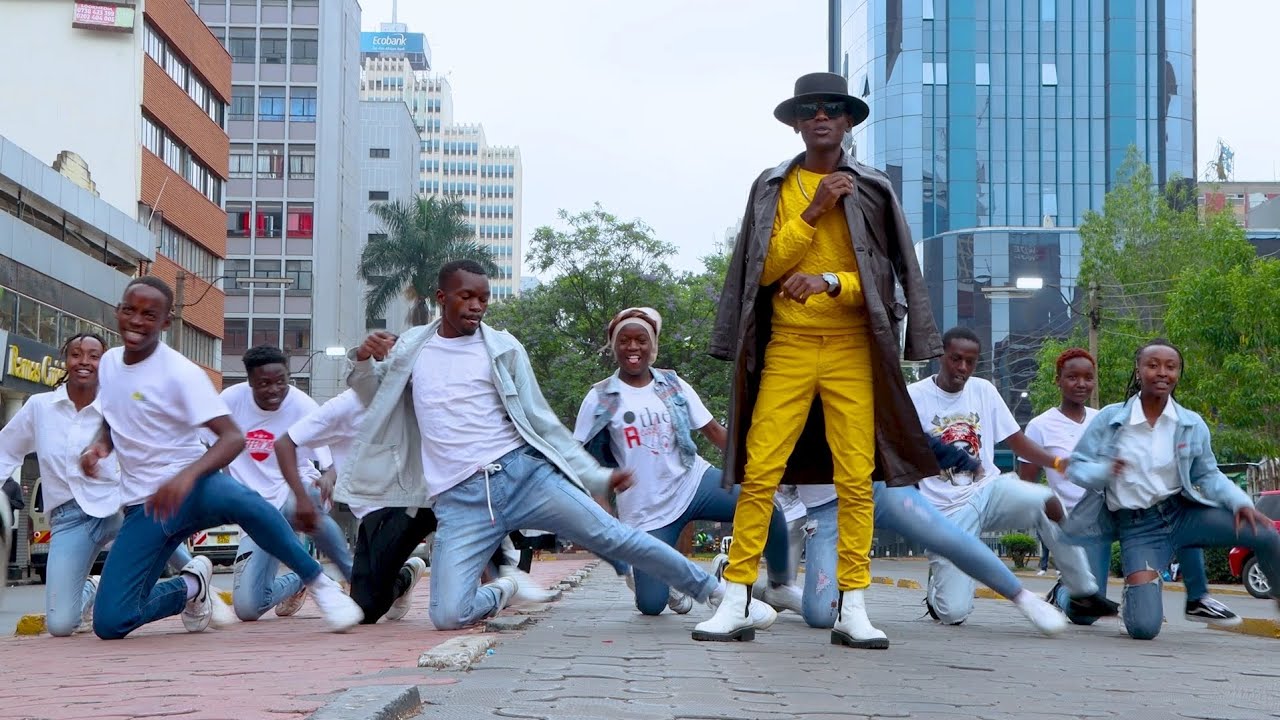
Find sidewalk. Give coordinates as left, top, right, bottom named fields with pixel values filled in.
left=0, top=557, right=594, bottom=720
left=411, top=564, right=1280, bottom=720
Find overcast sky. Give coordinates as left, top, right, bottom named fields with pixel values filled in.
left=360, top=0, right=1280, bottom=274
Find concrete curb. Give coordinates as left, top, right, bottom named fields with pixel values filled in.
left=1011, top=570, right=1252, bottom=597
left=418, top=634, right=499, bottom=670
left=484, top=615, right=534, bottom=632
left=14, top=614, right=45, bottom=636
left=1209, top=617, right=1280, bottom=640
left=308, top=684, right=420, bottom=720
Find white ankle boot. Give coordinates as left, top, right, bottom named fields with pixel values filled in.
left=831, top=589, right=889, bottom=649
left=692, top=582, right=777, bottom=642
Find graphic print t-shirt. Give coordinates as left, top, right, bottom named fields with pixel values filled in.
left=573, top=376, right=713, bottom=532
left=218, top=383, right=326, bottom=509
left=908, top=375, right=1021, bottom=513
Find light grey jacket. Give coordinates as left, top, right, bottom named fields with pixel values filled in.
left=333, top=320, right=613, bottom=509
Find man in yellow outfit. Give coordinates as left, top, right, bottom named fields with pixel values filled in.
left=698, top=73, right=942, bottom=647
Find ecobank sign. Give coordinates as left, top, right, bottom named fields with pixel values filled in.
left=360, top=32, right=426, bottom=55
left=370, top=33, right=405, bottom=49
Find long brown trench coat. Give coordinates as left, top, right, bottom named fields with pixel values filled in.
left=709, top=151, right=944, bottom=488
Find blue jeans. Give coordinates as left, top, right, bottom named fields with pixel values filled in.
left=632, top=466, right=790, bottom=616
left=801, top=482, right=1026, bottom=628
left=93, top=472, right=323, bottom=639
left=232, top=485, right=354, bottom=621
left=1053, top=534, right=1213, bottom=625
left=926, top=474, right=1096, bottom=625
left=44, top=501, right=193, bottom=636
left=428, top=445, right=717, bottom=630
left=1113, top=496, right=1280, bottom=640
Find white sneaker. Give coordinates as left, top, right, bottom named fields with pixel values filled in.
left=498, top=565, right=558, bottom=603
left=275, top=587, right=308, bottom=618
left=180, top=556, right=216, bottom=632
left=308, top=573, right=362, bottom=632
left=79, top=575, right=100, bottom=632
left=1036, top=569, right=1047, bottom=576
left=485, top=575, right=521, bottom=615
left=756, top=582, right=804, bottom=614
left=1012, top=589, right=1067, bottom=636
left=831, top=589, right=889, bottom=649
left=706, top=554, right=730, bottom=610
left=692, top=583, right=777, bottom=642
left=385, top=557, right=427, bottom=621
left=667, top=588, right=694, bottom=615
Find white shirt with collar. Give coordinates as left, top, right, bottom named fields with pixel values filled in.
left=0, top=385, right=122, bottom=518
left=1106, top=398, right=1183, bottom=511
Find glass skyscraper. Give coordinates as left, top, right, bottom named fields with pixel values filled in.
left=831, top=0, right=1195, bottom=419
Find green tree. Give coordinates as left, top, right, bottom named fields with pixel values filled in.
left=358, top=196, right=498, bottom=326
left=486, top=205, right=732, bottom=442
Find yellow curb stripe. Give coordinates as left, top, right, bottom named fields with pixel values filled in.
left=974, top=587, right=1003, bottom=600
left=14, top=614, right=46, bottom=636
left=1011, top=571, right=1251, bottom=597
left=1209, top=617, right=1280, bottom=640
left=871, top=576, right=894, bottom=585
left=895, top=578, right=921, bottom=589
left=217, top=589, right=232, bottom=605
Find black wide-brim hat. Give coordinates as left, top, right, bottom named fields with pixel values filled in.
left=773, top=72, right=870, bottom=127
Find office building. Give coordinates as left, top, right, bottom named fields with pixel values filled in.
left=193, top=0, right=362, bottom=401
left=831, top=0, right=1195, bottom=419
left=360, top=26, right=523, bottom=299
left=0, top=0, right=233, bottom=383
left=358, top=99, right=420, bottom=331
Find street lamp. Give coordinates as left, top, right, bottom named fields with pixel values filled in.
left=170, top=270, right=294, bottom=358
left=297, top=345, right=348, bottom=374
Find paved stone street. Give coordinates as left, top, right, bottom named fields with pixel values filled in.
left=415, top=565, right=1280, bottom=720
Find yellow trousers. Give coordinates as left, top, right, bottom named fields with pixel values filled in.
left=724, top=331, right=876, bottom=591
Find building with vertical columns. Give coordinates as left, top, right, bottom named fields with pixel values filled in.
left=0, top=0, right=232, bottom=386
left=193, top=0, right=362, bottom=401
left=831, top=0, right=1195, bottom=421
left=360, top=27, right=524, bottom=300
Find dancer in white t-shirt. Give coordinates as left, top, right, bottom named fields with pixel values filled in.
left=0, top=332, right=192, bottom=635
left=574, top=307, right=796, bottom=618
left=1021, top=347, right=1240, bottom=627
left=218, top=345, right=354, bottom=621
left=907, top=327, right=1117, bottom=626
left=83, top=277, right=361, bottom=638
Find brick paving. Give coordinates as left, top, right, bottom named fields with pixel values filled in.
left=0, top=557, right=594, bottom=720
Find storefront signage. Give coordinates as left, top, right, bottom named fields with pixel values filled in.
left=0, top=332, right=65, bottom=394
left=73, top=1, right=136, bottom=33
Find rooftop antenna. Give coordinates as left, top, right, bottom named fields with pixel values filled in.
left=391, top=0, right=397, bottom=24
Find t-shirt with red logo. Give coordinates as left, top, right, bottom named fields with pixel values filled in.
left=216, top=383, right=328, bottom=509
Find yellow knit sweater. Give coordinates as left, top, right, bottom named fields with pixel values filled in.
left=762, top=166, right=867, bottom=334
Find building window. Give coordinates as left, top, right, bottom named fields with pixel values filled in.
left=251, top=317, right=280, bottom=348
left=289, top=87, right=317, bottom=122
left=260, top=29, right=288, bottom=64
left=923, top=0, right=934, bottom=20
left=282, top=319, right=311, bottom=356
left=286, top=205, right=313, bottom=237
left=1041, top=0, right=1056, bottom=21
left=230, top=86, right=254, bottom=119
left=257, top=145, right=285, bottom=179
left=227, top=206, right=252, bottom=238
left=141, top=116, right=162, bottom=156
left=288, top=147, right=316, bottom=179
left=922, top=63, right=934, bottom=85
left=291, top=29, right=318, bottom=65
left=976, top=62, right=990, bottom=86
left=285, top=259, right=313, bottom=294
left=228, top=29, right=256, bottom=63
left=259, top=87, right=286, bottom=121
left=143, top=23, right=163, bottom=62
left=367, top=233, right=387, bottom=243
left=1041, top=63, right=1058, bottom=86
left=224, top=318, right=249, bottom=355
left=368, top=191, right=389, bottom=201
left=224, top=258, right=251, bottom=293
left=256, top=206, right=283, bottom=238
left=254, top=258, right=282, bottom=283
left=1043, top=192, right=1059, bottom=216
left=229, top=146, right=254, bottom=178
left=369, top=148, right=391, bottom=159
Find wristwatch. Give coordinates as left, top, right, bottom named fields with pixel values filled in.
left=821, top=272, right=841, bottom=296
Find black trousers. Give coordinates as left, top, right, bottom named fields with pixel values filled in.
left=351, top=507, right=438, bottom=624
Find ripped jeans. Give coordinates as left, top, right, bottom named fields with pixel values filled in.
left=801, top=482, right=1025, bottom=628
left=1115, top=495, right=1280, bottom=640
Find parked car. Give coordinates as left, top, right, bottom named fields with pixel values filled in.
left=1228, top=490, right=1280, bottom=599
left=189, top=523, right=241, bottom=567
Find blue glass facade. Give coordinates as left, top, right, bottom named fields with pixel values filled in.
left=833, top=0, right=1195, bottom=419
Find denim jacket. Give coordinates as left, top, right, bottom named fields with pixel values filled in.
left=578, top=369, right=700, bottom=470
left=333, top=320, right=613, bottom=509
left=1061, top=396, right=1253, bottom=540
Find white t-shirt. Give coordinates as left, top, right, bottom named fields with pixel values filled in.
left=572, top=376, right=713, bottom=531
left=1107, top=399, right=1183, bottom=511
left=908, top=375, right=1021, bottom=513
left=0, top=387, right=121, bottom=518
left=412, top=332, right=526, bottom=498
left=218, top=383, right=325, bottom=509
left=97, top=343, right=230, bottom=507
left=1023, top=406, right=1098, bottom=513
left=796, top=484, right=838, bottom=510
left=286, top=389, right=379, bottom=519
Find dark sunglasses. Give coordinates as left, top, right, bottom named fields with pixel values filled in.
left=795, top=101, right=849, bottom=121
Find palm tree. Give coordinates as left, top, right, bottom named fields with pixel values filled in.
left=359, top=196, right=499, bottom=327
